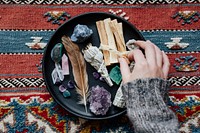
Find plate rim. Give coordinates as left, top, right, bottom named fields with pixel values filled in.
left=42, top=11, right=145, bottom=120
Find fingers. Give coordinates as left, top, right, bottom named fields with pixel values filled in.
left=120, top=49, right=146, bottom=83
left=134, top=40, right=170, bottom=79
left=135, top=40, right=164, bottom=67
left=162, top=51, right=170, bottom=79
left=152, top=41, right=163, bottom=68
left=120, top=40, right=170, bottom=81
left=134, top=40, right=157, bottom=66
left=127, top=49, right=146, bottom=63
left=118, top=58, right=131, bottom=83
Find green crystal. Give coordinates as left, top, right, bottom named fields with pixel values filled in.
left=63, top=90, right=71, bottom=98
left=51, top=43, right=63, bottom=63
left=109, top=66, right=122, bottom=85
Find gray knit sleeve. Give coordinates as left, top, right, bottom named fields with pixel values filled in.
left=122, top=78, right=179, bottom=133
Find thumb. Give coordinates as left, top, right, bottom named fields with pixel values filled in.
left=118, top=58, right=130, bottom=83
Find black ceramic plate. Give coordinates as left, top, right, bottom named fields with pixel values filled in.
left=43, top=12, right=145, bottom=120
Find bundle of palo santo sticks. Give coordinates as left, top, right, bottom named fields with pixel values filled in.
left=96, top=18, right=127, bottom=66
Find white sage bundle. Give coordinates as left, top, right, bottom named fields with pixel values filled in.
left=113, top=83, right=126, bottom=108
left=82, top=44, right=113, bottom=87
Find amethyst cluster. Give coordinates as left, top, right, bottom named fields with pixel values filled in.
left=88, top=85, right=112, bottom=115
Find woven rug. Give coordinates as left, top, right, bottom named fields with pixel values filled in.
left=0, top=1, right=200, bottom=132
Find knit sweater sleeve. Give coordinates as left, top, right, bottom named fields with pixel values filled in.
left=122, top=78, right=179, bottom=133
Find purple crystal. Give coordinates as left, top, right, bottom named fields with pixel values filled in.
left=92, top=72, right=100, bottom=80
left=59, top=84, right=67, bottom=92
left=67, top=80, right=75, bottom=89
left=88, top=85, right=112, bottom=115
left=62, top=54, right=69, bottom=75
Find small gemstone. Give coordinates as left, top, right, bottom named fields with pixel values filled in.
left=93, top=72, right=100, bottom=80
left=59, top=84, right=67, bottom=92
left=63, top=90, right=71, bottom=98
left=67, top=80, right=75, bottom=89
left=109, top=66, right=122, bottom=85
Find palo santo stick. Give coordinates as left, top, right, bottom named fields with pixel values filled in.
left=99, top=44, right=130, bottom=64
left=118, top=22, right=125, bottom=45
left=109, top=19, right=126, bottom=52
left=104, top=18, right=118, bottom=64
left=99, top=44, right=129, bottom=57
left=96, top=20, right=110, bottom=66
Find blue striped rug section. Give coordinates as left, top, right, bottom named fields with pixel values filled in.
left=1, top=30, right=200, bottom=53
left=0, top=30, right=54, bottom=53
left=142, top=30, right=200, bottom=52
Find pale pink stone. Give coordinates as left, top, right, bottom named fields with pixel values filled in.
left=62, top=54, right=69, bottom=75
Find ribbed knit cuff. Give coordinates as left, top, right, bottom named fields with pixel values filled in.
left=122, top=78, right=178, bottom=133
left=122, top=78, right=169, bottom=105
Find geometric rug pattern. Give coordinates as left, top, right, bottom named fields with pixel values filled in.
left=1, top=1, right=200, bottom=132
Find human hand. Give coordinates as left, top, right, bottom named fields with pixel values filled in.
left=119, top=40, right=170, bottom=84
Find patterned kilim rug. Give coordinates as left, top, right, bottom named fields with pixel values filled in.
left=0, top=1, right=200, bottom=132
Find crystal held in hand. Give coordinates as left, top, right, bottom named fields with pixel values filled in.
left=88, top=85, right=112, bottom=115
